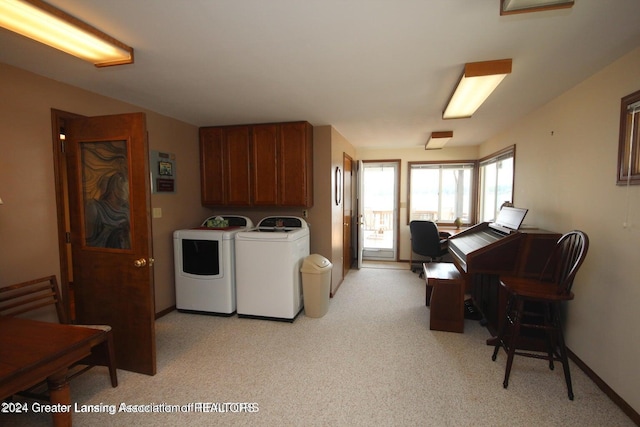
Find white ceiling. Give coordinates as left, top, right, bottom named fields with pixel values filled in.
left=1, top=0, right=640, bottom=148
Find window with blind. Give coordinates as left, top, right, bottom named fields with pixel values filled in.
left=479, top=146, right=515, bottom=222
left=408, top=162, right=474, bottom=225
left=618, top=89, right=640, bottom=185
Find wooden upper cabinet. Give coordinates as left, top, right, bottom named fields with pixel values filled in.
left=200, top=127, right=225, bottom=205
left=251, top=124, right=279, bottom=206
left=200, top=125, right=251, bottom=206
left=224, top=126, right=252, bottom=206
left=200, top=121, right=313, bottom=207
left=279, top=121, right=313, bottom=207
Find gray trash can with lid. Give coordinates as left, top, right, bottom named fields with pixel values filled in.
left=300, top=254, right=332, bottom=318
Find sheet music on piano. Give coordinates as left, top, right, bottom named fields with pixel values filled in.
left=488, top=206, right=528, bottom=234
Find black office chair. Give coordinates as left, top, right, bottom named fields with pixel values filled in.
left=409, top=220, right=449, bottom=276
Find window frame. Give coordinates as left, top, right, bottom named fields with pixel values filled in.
left=617, top=89, right=640, bottom=185
left=407, top=160, right=477, bottom=226
left=478, top=145, right=516, bottom=223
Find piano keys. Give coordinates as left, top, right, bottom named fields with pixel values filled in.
left=448, top=223, right=523, bottom=275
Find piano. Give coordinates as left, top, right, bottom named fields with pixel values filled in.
left=448, top=207, right=560, bottom=335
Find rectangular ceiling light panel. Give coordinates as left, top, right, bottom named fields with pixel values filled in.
left=442, top=59, right=512, bottom=120
left=425, top=131, right=453, bottom=150
left=501, top=0, right=574, bottom=15
left=0, top=0, right=133, bottom=66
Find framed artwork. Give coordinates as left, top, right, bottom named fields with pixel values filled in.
left=158, top=160, right=173, bottom=176
left=150, top=150, right=176, bottom=193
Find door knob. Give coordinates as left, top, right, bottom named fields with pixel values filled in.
left=134, top=258, right=147, bottom=267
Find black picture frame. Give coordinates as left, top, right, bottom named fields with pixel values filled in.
left=335, top=166, right=342, bottom=206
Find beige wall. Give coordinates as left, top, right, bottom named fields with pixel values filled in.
left=480, top=47, right=640, bottom=413
left=330, top=127, right=356, bottom=293
left=308, top=126, right=332, bottom=261
left=0, top=63, right=209, bottom=313
left=356, top=145, right=479, bottom=261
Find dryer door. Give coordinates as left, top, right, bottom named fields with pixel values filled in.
left=175, top=231, right=224, bottom=279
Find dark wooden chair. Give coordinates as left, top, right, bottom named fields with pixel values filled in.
left=0, top=275, right=117, bottom=398
left=491, top=230, right=589, bottom=400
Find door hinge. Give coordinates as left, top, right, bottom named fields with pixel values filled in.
left=65, top=232, right=71, bottom=243
left=60, top=139, right=65, bottom=153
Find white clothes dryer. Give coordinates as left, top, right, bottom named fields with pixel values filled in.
left=235, top=216, right=310, bottom=322
left=173, top=215, right=253, bottom=315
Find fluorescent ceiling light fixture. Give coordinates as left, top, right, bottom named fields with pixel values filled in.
left=500, top=0, right=574, bottom=15
left=425, top=131, right=453, bottom=150
left=442, top=59, right=512, bottom=120
left=0, top=0, right=133, bottom=67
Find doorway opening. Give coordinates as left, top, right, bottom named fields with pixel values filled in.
left=361, top=160, right=400, bottom=261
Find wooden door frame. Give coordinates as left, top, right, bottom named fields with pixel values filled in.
left=51, top=109, right=85, bottom=320
left=342, top=153, right=354, bottom=278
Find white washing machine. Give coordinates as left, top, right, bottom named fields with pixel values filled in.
left=173, top=215, right=253, bottom=315
left=235, top=216, right=310, bottom=322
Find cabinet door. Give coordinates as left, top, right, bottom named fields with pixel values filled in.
left=251, top=124, right=279, bottom=206
left=279, top=122, right=313, bottom=207
left=224, top=126, right=252, bottom=206
left=200, top=127, right=225, bottom=205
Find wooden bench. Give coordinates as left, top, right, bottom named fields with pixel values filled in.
left=424, top=262, right=464, bottom=333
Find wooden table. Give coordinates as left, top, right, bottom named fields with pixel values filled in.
left=0, top=316, right=108, bottom=426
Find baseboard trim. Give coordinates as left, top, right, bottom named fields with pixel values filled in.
left=568, top=348, right=639, bottom=426
left=155, top=305, right=175, bottom=320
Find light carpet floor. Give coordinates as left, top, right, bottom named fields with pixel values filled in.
left=2, top=267, right=635, bottom=426
left=361, top=260, right=409, bottom=270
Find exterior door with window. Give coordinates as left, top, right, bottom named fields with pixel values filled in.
left=362, top=161, right=399, bottom=261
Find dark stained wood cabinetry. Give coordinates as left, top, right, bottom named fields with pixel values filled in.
left=279, top=122, right=313, bottom=207
left=200, top=127, right=224, bottom=205
left=251, top=123, right=279, bottom=206
left=200, top=126, right=252, bottom=206
left=200, top=121, right=313, bottom=207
